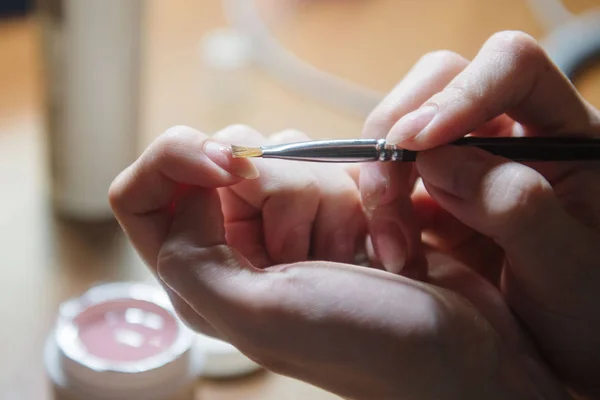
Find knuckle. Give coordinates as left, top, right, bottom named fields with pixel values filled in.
left=154, top=126, right=202, bottom=163
left=157, top=238, right=201, bottom=268
left=226, top=124, right=255, bottom=134
left=299, top=174, right=321, bottom=196
left=107, top=170, right=129, bottom=211
left=437, top=83, right=471, bottom=103
left=431, top=82, right=491, bottom=118
left=265, top=171, right=320, bottom=199
left=227, top=123, right=253, bottom=132
left=269, top=129, right=310, bottom=144
left=365, top=50, right=469, bottom=137
left=364, top=108, right=392, bottom=138
left=213, top=124, right=260, bottom=142
left=435, top=77, right=495, bottom=122
left=485, top=164, right=552, bottom=229
left=419, top=49, right=464, bottom=65
left=159, top=125, right=198, bottom=146
left=486, top=30, right=545, bottom=66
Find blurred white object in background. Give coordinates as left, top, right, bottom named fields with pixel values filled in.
left=199, top=27, right=254, bottom=118
left=39, top=0, right=143, bottom=220
left=222, top=0, right=600, bottom=117
left=527, top=0, right=600, bottom=81
left=221, top=0, right=383, bottom=119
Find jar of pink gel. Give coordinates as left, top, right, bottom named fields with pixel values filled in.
left=44, top=282, right=205, bottom=400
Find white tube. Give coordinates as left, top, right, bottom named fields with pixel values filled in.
left=221, top=0, right=384, bottom=119
left=40, top=0, right=143, bottom=220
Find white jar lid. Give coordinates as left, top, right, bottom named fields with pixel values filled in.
left=45, top=282, right=204, bottom=400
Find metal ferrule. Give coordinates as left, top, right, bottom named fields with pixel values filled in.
left=260, top=139, right=410, bottom=162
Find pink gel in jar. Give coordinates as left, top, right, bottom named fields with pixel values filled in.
left=75, top=299, right=179, bottom=363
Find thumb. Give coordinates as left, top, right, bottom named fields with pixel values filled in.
left=157, top=187, right=263, bottom=337
left=416, top=145, right=593, bottom=306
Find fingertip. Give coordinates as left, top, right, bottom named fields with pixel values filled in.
left=204, top=140, right=260, bottom=180
left=107, top=164, right=133, bottom=213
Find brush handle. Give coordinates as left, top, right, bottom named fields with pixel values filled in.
left=259, top=137, right=600, bottom=162
left=400, top=137, right=600, bottom=162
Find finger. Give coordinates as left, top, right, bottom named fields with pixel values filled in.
left=213, top=126, right=272, bottom=268
left=416, top=144, right=600, bottom=392
left=387, top=31, right=600, bottom=149
left=412, top=180, right=504, bottom=284
left=269, top=129, right=367, bottom=263
left=342, top=163, right=361, bottom=187
left=361, top=50, right=469, bottom=275
left=213, top=125, right=320, bottom=264
left=416, top=145, right=595, bottom=310
left=109, top=125, right=258, bottom=270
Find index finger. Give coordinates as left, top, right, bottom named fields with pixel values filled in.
left=386, top=31, right=600, bottom=150
left=109, top=125, right=258, bottom=270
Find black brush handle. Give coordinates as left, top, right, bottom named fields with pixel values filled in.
left=400, top=137, right=600, bottom=162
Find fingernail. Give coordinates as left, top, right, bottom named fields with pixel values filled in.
left=364, top=234, right=381, bottom=269
left=360, top=163, right=388, bottom=217
left=387, top=105, right=437, bottom=144
left=373, top=221, right=406, bottom=274
left=204, top=141, right=260, bottom=179
left=281, top=224, right=311, bottom=263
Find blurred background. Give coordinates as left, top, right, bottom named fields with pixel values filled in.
left=0, top=0, right=599, bottom=399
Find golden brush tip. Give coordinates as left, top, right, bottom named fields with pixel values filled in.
left=231, top=145, right=263, bottom=158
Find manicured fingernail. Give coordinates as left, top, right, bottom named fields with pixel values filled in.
left=281, top=224, right=311, bottom=263
left=387, top=105, right=437, bottom=144
left=204, top=141, right=260, bottom=179
left=373, top=221, right=406, bottom=274
left=360, top=163, right=388, bottom=217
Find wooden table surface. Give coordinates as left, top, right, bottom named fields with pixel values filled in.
left=1, top=0, right=599, bottom=399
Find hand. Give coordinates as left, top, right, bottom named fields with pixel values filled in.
left=361, top=31, right=600, bottom=398
left=110, top=124, right=567, bottom=400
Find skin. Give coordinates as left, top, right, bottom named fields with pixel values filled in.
left=110, top=31, right=600, bottom=400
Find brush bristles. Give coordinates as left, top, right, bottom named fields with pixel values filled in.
left=231, top=145, right=263, bottom=158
